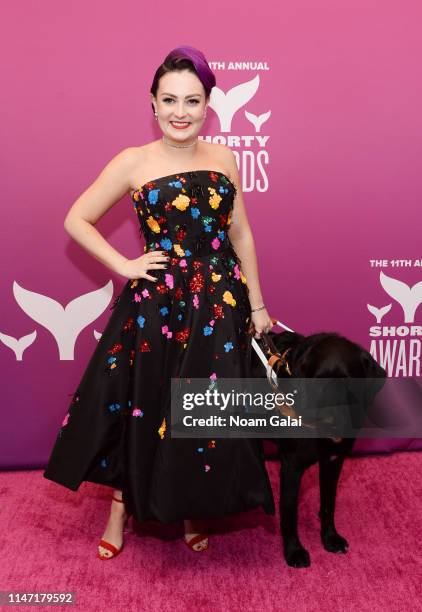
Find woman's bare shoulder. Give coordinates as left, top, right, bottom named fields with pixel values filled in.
left=203, top=142, right=237, bottom=179
left=197, top=141, right=233, bottom=171
left=200, top=140, right=228, bottom=155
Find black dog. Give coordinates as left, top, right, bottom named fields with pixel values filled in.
left=250, top=330, right=386, bottom=568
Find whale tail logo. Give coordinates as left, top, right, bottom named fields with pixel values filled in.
left=379, top=271, right=422, bottom=323
left=209, top=75, right=260, bottom=132
left=0, top=330, right=37, bottom=360
left=245, top=109, right=271, bottom=132
left=13, top=280, right=114, bottom=360
left=367, top=303, right=392, bottom=323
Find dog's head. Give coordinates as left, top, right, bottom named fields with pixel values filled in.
left=254, top=330, right=387, bottom=435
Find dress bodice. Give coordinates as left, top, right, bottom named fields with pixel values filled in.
left=130, top=170, right=237, bottom=259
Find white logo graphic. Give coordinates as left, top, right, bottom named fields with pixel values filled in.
left=209, top=75, right=260, bottom=132
left=245, top=110, right=271, bottom=132
left=0, top=330, right=37, bottom=361
left=366, top=304, right=392, bottom=323
left=379, top=271, right=422, bottom=323
left=8, top=280, right=114, bottom=360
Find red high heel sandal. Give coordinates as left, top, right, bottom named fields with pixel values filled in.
left=96, top=495, right=131, bottom=560
left=184, top=533, right=209, bottom=552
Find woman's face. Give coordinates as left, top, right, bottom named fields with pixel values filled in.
left=151, top=69, right=208, bottom=143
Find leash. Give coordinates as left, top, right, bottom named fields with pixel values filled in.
left=250, top=317, right=294, bottom=387
left=249, top=316, right=296, bottom=419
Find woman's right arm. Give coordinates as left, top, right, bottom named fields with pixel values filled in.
left=63, top=148, right=137, bottom=277
left=63, top=148, right=169, bottom=281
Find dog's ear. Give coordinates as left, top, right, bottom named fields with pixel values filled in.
left=360, top=350, right=387, bottom=401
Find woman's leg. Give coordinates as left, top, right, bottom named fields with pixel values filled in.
left=97, top=489, right=129, bottom=558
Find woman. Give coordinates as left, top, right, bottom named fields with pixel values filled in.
left=43, top=45, right=275, bottom=558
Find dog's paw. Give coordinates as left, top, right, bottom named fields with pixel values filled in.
left=321, top=531, right=349, bottom=553
left=284, top=546, right=311, bottom=568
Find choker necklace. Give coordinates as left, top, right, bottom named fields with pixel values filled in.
left=162, top=135, right=198, bottom=149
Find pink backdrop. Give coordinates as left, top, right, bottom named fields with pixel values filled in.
left=1, top=0, right=421, bottom=469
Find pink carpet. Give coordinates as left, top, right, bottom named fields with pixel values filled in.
left=1, top=452, right=421, bottom=611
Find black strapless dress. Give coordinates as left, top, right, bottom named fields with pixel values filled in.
left=43, top=170, right=275, bottom=523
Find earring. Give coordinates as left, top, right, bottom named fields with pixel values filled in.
left=154, top=112, right=158, bottom=120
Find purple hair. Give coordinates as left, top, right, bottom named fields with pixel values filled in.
left=150, top=46, right=216, bottom=111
